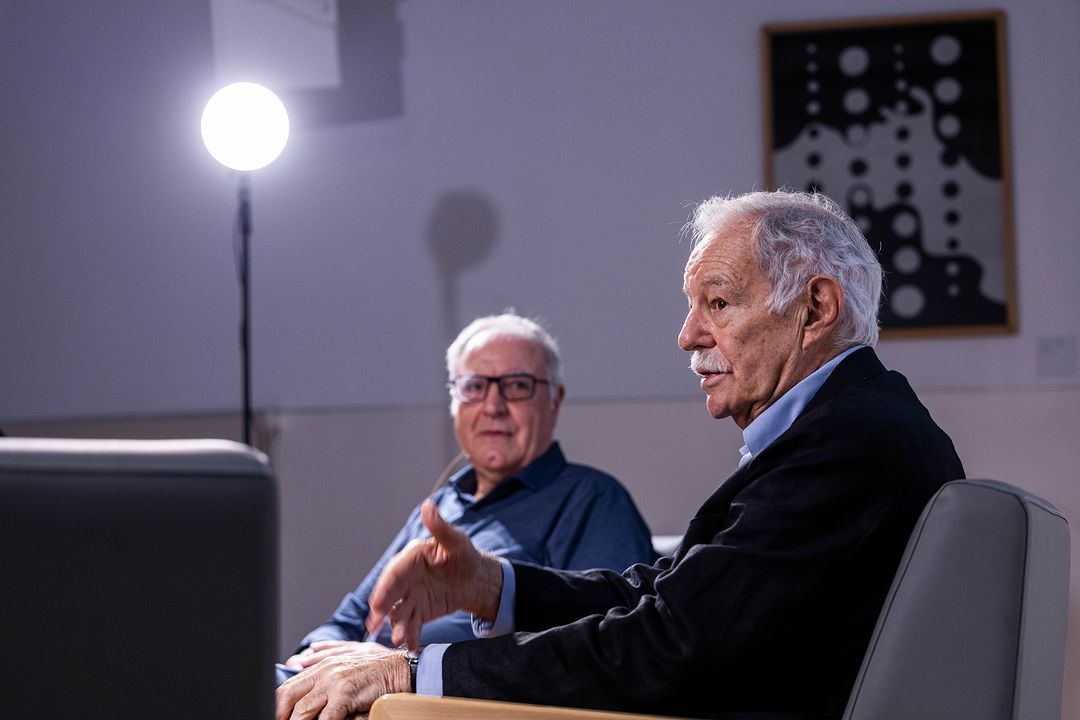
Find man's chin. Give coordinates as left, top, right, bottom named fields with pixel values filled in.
left=704, top=395, right=731, bottom=420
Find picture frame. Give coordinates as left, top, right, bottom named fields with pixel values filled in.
left=763, top=11, right=1015, bottom=337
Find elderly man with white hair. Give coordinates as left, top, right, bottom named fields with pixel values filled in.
left=279, top=312, right=654, bottom=680
left=277, top=190, right=965, bottom=720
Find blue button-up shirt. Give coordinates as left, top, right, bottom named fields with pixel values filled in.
left=298, top=441, right=655, bottom=651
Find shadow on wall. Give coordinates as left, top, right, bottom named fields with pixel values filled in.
left=426, top=190, right=500, bottom=460
left=286, top=0, right=404, bottom=127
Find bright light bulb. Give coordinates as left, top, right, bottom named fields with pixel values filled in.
left=201, top=82, right=289, bottom=171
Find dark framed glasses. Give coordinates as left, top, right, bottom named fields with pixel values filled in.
left=447, top=373, right=550, bottom=403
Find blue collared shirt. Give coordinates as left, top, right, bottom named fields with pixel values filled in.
left=299, top=441, right=655, bottom=651
left=417, top=346, right=864, bottom=693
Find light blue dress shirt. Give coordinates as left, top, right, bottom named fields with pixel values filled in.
left=738, top=345, right=862, bottom=468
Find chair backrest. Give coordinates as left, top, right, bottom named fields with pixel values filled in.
left=0, top=437, right=278, bottom=720
left=844, top=479, right=1071, bottom=720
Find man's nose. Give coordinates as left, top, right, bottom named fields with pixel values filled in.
left=678, top=309, right=705, bottom=352
left=482, top=383, right=508, bottom=414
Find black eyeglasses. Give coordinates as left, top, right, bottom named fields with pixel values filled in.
left=447, top=373, right=550, bottom=403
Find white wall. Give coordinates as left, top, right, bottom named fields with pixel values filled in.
left=2, top=0, right=1078, bottom=419
left=2, top=0, right=1079, bottom=716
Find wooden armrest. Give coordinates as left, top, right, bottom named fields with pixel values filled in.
left=368, top=694, right=683, bottom=720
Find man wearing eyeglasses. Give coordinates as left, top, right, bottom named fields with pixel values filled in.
left=280, top=312, right=654, bottom=678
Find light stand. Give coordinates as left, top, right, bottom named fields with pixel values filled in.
left=201, top=82, right=289, bottom=447
left=238, top=173, right=253, bottom=445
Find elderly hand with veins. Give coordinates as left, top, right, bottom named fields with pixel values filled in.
left=275, top=644, right=408, bottom=720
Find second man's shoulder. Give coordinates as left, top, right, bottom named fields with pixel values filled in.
left=558, top=459, right=619, bottom=482
left=554, top=460, right=638, bottom=498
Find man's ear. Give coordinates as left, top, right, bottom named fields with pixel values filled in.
left=802, top=275, right=843, bottom=349
left=551, top=384, right=566, bottom=412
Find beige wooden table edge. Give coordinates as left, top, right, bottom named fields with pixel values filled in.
left=368, top=693, right=688, bottom=720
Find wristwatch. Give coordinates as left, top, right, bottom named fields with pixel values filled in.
left=405, top=648, right=421, bottom=692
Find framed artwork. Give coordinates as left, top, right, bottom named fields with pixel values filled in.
left=763, top=11, right=1015, bottom=336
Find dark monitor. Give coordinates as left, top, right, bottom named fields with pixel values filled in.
left=0, top=438, right=277, bottom=719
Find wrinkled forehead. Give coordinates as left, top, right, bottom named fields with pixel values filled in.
left=684, top=237, right=713, bottom=275
left=683, top=229, right=756, bottom=290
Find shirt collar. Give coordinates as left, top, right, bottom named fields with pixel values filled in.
left=742, top=345, right=863, bottom=463
left=450, top=441, right=566, bottom=498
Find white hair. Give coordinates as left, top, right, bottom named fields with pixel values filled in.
left=687, top=190, right=882, bottom=348
left=445, top=311, right=563, bottom=409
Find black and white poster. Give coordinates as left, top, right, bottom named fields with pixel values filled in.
left=765, top=12, right=1015, bottom=336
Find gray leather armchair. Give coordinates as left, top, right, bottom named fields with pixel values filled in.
left=370, top=479, right=1072, bottom=720
left=843, top=478, right=1070, bottom=720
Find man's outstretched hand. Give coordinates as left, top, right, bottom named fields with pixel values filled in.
left=366, top=498, right=504, bottom=649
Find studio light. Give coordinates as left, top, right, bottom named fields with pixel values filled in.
left=201, top=81, right=289, bottom=446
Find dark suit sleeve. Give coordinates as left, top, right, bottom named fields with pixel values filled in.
left=510, top=557, right=670, bottom=632
left=442, top=390, right=960, bottom=717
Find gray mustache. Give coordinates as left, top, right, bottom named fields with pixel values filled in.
left=689, top=350, right=731, bottom=375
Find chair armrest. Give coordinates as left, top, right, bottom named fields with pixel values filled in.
left=368, top=694, right=683, bottom=720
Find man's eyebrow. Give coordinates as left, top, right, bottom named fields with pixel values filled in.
left=702, top=276, right=730, bottom=289
left=687, top=274, right=734, bottom=293
left=684, top=273, right=748, bottom=304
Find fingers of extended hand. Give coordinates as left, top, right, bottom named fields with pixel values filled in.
left=420, top=499, right=465, bottom=548
left=367, top=541, right=429, bottom=634
left=389, top=599, right=423, bottom=650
